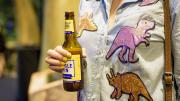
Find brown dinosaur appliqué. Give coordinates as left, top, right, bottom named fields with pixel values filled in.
left=106, top=69, right=153, bottom=101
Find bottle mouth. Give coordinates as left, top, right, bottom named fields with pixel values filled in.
left=65, top=12, right=74, bottom=18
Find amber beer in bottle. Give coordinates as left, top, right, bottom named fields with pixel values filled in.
left=62, top=12, right=83, bottom=91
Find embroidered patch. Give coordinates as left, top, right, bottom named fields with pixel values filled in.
left=139, top=0, right=159, bottom=6
left=119, top=0, right=159, bottom=9
left=106, top=18, right=155, bottom=63
left=106, top=69, right=153, bottom=101
left=77, top=12, right=97, bottom=37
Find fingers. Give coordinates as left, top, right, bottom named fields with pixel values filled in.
left=45, top=57, right=65, bottom=72
left=49, top=65, right=64, bottom=72
left=45, top=45, right=71, bottom=72
left=55, top=46, right=71, bottom=58
left=47, top=49, right=67, bottom=62
left=45, top=57, right=65, bottom=66
left=45, top=45, right=87, bottom=73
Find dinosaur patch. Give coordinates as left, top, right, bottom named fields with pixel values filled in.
left=106, top=18, right=155, bottom=63
left=119, top=0, right=159, bottom=9
left=139, top=0, right=159, bottom=6
left=106, top=69, right=153, bottom=101
left=77, top=12, right=97, bottom=37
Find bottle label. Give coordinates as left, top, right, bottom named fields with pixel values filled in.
left=63, top=54, right=81, bottom=81
left=65, top=20, right=74, bottom=33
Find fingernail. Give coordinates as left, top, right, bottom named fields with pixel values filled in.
left=59, top=66, right=65, bottom=69
left=67, top=53, right=72, bottom=58
left=62, top=57, right=68, bottom=62
left=60, top=62, right=65, bottom=66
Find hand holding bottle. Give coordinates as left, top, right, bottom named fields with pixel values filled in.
left=45, top=45, right=86, bottom=72
left=46, top=12, right=85, bottom=91
left=45, top=45, right=71, bottom=72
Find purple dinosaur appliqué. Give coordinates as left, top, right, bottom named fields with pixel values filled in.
left=106, top=19, right=155, bottom=63
left=139, top=0, right=159, bottom=6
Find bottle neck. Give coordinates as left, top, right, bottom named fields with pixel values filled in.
left=64, top=17, right=77, bottom=42
left=65, top=14, right=76, bottom=33
left=65, top=32, right=76, bottom=42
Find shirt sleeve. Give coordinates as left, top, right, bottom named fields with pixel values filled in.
left=172, top=1, right=180, bottom=98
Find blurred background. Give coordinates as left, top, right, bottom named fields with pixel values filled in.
left=0, top=0, right=80, bottom=101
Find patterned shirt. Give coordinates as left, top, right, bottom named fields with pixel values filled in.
left=77, top=0, right=180, bottom=100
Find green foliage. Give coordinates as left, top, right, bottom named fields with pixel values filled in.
left=0, top=0, right=44, bottom=43
left=0, top=0, right=15, bottom=42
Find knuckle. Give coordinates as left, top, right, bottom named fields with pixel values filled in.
left=49, top=66, right=64, bottom=72
left=47, top=49, right=52, bottom=53
left=58, top=55, right=63, bottom=60
left=55, top=46, right=63, bottom=51
left=47, top=49, right=53, bottom=55
left=45, top=57, right=51, bottom=64
left=45, top=57, right=48, bottom=62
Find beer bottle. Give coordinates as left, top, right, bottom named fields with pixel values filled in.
left=62, top=12, right=83, bottom=91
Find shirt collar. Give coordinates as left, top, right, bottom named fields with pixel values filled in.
left=102, top=0, right=139, bottom=18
